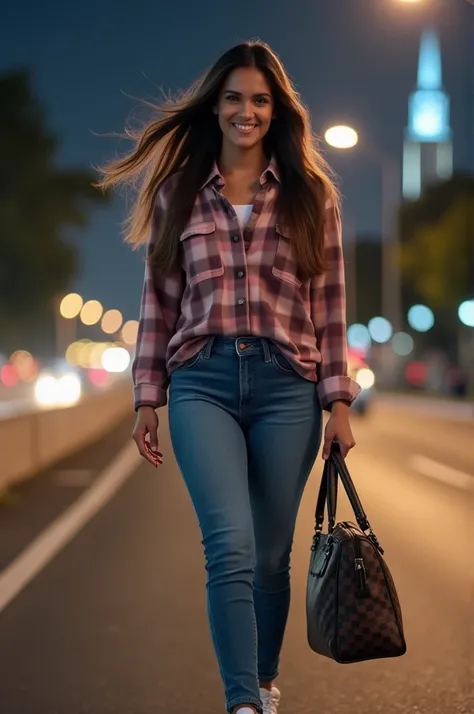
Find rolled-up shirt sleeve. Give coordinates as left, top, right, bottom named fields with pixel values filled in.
left=310, top=197, right=361, bottom=411
left=132, top=189, right=184, bottom=411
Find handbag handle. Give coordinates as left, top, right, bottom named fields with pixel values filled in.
left=315, top=444, right=371, bottom=535
left=330, top=444, right=371, bottom=532
left=314, top=455, right=338, bottom=536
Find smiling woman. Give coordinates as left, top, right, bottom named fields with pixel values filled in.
left=97, top=39, right=360, bottom=714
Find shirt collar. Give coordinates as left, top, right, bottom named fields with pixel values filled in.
left=200, top=155, right=281, bottom=191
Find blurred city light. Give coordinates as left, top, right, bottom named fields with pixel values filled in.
left=324, top=125, right=359, bottom=150
left=34, top=372, right=82, bottom=407
left=10, top=350, right=39, bottom=382
left=392, top=331, right=414, bottom=356
left=34, top=374, right=59, bottom=406
left=368, top=317, right=393, bottom=344
left=101, top=347, right=130, bottom=373
left=407, top=304, right=434, bottom=332
left=355, top=368, right=376, bottom=390
left=121, top=320, right=139, bottom=346
left=87, top=368, right=110, bottom=387
left=101, top=309, right=123, bottom=335
left=347, top=323, right=371, bottom=350
left=458, top=300, right=474, bottom=327
left=60, top=293, right=83, bottom=319
left=56, top=374, right=82, bottom=406
left=405, top=361, right=427, bottom=387
left=80, top=300, right=103, bottom=326
left=0, top=363, right=18, bottom=388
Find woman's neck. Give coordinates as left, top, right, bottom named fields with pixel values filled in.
left=218, top=143, right=268, bottom=182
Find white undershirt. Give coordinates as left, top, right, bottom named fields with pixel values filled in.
left=233, top=204, right=253, bottom=230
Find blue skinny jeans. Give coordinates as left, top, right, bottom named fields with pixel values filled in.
left=169, top=337, right=322, bottom=712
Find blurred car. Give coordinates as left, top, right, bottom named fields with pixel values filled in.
left=348, top=350, right=376, bottom=415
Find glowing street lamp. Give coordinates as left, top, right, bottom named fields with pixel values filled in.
left=324, top=125, right=359, bottom=150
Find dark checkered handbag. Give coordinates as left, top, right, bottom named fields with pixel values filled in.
left=306, top=444, right=406, bottom=663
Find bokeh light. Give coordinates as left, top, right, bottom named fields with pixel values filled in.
left=10, top=350, right=39, bottom=382
left=1, top=363, right=18, bottom=387
left=458, top=300, right=474, bottom=327
left=324, top=125, right=359, bottom=149
left=101, top=309, right=123, bottom=335
left=34, top=374, right=58, bottom=406
left=121, top=320, right=139, bottom=345
left=392, top=332, right=414, bottom=356
left=60, top=293, right=83, bottom=319
left=347, top=324, right=371, bottom=350
left=407, top=304, right=434, bottom=332
left=405, top=361, right=427, bottom=388
left=355, top=368, right=375, bottom=390
left=101, top=347, right=131, bottom=373
left=368, top=317, right=393, bottom=344
left=57, top=374, right=82, bottom=405
left=80, top=300, right=103, bottom=326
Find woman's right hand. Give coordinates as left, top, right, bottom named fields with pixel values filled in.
left=133, top=406, right=163, bottom=467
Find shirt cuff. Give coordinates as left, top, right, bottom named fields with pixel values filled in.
left=133, top=383, right=168, bottom=411
left=316, top=375, right=362, bottom=412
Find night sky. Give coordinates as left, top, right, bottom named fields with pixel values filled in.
left=1, top=0, right=472, bottom=323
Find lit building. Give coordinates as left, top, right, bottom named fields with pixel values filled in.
left=403, top=29, right=453, bottom=199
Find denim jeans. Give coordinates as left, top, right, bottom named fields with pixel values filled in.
left=169, top=337, right=322, bottom=713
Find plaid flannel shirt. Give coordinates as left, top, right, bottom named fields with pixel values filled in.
left=132, top=158, right=361, bottom=411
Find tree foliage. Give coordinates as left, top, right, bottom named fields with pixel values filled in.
left=0, top=68, right=107, bottom=347
left=398, top=173, right=474, bottom=310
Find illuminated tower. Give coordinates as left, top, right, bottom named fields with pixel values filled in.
left=403, top=29, right=453, bottom=199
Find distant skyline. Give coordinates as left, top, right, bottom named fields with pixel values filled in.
left=1, top=0, right=472, bottom=320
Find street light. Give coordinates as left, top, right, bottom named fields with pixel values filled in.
left=324, top=124, right=402, bottom=332
left=324, top=126, right=359, bottom=150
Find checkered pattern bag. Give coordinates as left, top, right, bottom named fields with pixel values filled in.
left=306, top=445, right=407, bottom=663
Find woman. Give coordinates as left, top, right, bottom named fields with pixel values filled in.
left=99, top=40, right=360, bottom=714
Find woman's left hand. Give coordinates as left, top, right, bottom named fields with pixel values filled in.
left=322, top=402, right=356, bottom=460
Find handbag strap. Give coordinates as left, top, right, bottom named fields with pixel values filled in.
left=330, top=444, right=371, bottom=532
left=314, top=454, right=338, bottom=535
left=314, top=443, right=372, bottom=536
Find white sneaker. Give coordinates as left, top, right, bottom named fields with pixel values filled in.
left=259, top=686, right=281, bottom=714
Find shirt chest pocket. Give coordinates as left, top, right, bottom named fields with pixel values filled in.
left=272, top=225, right=303, bottom=289
left=180, top=221, right=224, bottom=287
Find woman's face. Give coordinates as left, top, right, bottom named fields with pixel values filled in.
left=215, top=67, right=274, bottom=151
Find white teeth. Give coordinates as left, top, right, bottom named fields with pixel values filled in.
left=233, top=123, right=256, bottom=133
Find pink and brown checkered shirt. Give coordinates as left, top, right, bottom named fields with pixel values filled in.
left=132, top=157, right=361, bottom=411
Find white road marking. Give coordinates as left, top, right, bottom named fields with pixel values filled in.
left=0, top=441, right=142, bottom=614
left=410, top=454, right=473, bottom=491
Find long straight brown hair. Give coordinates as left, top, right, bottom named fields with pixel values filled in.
left=97, top=40, right=340, bottom=279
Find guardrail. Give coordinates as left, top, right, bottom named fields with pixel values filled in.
left=0, top=381, right=132, bottom=494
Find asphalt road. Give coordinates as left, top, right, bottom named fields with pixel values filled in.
left=0, top=398, right=472, bottom=714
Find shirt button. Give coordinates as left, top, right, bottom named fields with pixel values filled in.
left=236, top=270, right=244, bottom=278
left=237, top=298, right=245, bottom=306
left=232, top=235, right=240, bottom=243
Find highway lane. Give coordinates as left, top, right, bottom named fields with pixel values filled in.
left=0, top=400, right=472, bottom=714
